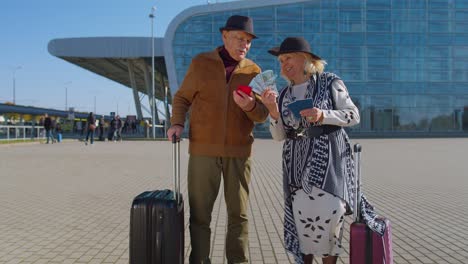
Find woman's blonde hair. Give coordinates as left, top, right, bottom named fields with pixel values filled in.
left=303, top=52, right=326, bottom=75
left=278, top=52, right=327, bottom=84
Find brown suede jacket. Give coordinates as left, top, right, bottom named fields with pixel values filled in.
left=170, top=47, right=269, bottom=157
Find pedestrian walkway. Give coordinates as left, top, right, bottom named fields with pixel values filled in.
left=0, top=139, right=467, bottom=263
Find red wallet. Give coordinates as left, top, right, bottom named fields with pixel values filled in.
left=236, top=85, right=252, bottom=95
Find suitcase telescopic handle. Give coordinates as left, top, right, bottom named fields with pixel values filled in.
left=353, top=143, right=362, bottom=222
left=172, top=134, right=181, bottom=206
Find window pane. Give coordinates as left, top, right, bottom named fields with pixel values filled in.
left=367, top=33, right=392, bottom=45
left=367, top=9, right=391, bottom=20
left=339, top=10, right=363, bottom=20
left=367, top=0, right=391, bottom=9
left=277, top=5, right=302, bottom=20
left=276, top=21, right=302, bottom=32
left=367, top=46, right=392, bottom=57
left=394, top=46, right=425, bottom=57
left=321, top=21, right=338, bottom=32
left=304, top=20, right=320, bottom=32
left=339, top=33, right=365, bottom=45
left=393, top=21, right=427, bottom=32
left=429, top=9, right=450, bottom=20
left=367, top=21, right=391, bottom=32
left=393, top=33, right=427, bottom=45
left=426, top=46, right=450, bottom=58
left=368, top=70, right=393, bottom=81
left=453, top=47, right=468, bottom=57
left=392, top=9, right=427, bottom=20
left=429, top=21, right=450, bottom=32
left=339, top=0, right=363, bottom=9
left=368, top=57, right=392, bottom=69
left=250, top=7, right=275, bottom=20
left=303, top=3, right=321, bottom=19
left=340, top=20, right=364, bottom=32
left=339, top=46, right=364, bottom=57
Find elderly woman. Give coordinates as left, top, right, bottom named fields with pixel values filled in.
left=261, top=37, right=360, bottom=264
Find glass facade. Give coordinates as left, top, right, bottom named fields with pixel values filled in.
left=170, top=0, right=468, bottom=137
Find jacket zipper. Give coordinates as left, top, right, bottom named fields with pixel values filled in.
left=223, top=67, right=233, bottom=155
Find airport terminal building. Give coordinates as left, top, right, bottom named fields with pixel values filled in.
left=49, top=0, right=468, bottom=137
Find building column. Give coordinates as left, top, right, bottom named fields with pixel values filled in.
left=127, top=59, right=143, bottom=120
left=140, top=60, right=160, bottom=125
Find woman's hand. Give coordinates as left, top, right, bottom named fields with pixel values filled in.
left=261, top=88, right=279, bottom=120
left=300, top=107, right=324, bottom=123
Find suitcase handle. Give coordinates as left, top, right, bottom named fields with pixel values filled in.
left=353, top=143, right=362, bottom=222
left=172, top=134, right=181, bottom=206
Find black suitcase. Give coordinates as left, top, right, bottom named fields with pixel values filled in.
left=129, top=136, right=184, bottom=264
left=107, top=129, right=114, bottom=141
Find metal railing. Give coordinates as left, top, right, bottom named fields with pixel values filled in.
left=0, top=124, right=168, bottom=142
left=0, top=125, right=45, bottom=141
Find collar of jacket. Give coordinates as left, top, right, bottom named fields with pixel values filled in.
left=201, top=46, right=257, bottom=73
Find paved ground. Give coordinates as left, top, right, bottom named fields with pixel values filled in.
left=0, top=138, right=467, bottom=264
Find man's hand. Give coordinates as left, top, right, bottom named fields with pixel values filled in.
left=233, top=90, right=255, bottom=112
left=167, top=125, right=184, bottom=141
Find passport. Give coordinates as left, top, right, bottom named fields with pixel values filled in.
left=287, top=99, right=314, bottom=119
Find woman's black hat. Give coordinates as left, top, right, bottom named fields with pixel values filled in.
left=219, top=15, right=257, bottom=39
left=268, top=37, right=321, bottom=60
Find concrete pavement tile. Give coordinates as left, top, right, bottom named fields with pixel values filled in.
left=4, top=260, right=22, bottom=264
left=32, top=259, right=51, bottom=264
left=114, top=260, right=129, bottom=264
left=87, top=260, right=104, bottom=264
left=103, top=255, right=119, bottom=262
left=93, top=252, right=110, bottom=259
left=1, top=139, right=467, bottom=263
left=61, top=259, right=77, bottom=264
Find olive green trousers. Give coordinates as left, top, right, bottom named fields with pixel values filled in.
left=188, top=155, right=251, bottom=264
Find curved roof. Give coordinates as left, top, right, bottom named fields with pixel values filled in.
left=163, top=0, right=307, bottom=92
left=48, top=37, right=169, bottom=102
left=48, top=37, right=165, bottom=58
left=0, top=103, right=104, bottom=119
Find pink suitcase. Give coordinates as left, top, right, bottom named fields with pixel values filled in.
left=350, top=144, right=393, bottom=264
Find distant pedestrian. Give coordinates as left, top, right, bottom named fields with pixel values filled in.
left=76, top=120, right=82, bottom=135
left=43, top=113, right=53, bottom=144
left=98, top=116, right=105, bottom=141
left=110, top=115, right=122, bottom=142
left=50, top=118, right=57, bottom=143
left=55, top=122, right=63, bottom=142
left=85, top=112, right=96, bottom=145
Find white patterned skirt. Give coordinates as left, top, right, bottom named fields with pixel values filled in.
left=291, top=187, right=347, bottom=257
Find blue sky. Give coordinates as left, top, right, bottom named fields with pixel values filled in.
left=0, top=0, right=225, bottom=117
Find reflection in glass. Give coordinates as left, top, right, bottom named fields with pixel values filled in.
left=170, top=0, right=468, bottom=136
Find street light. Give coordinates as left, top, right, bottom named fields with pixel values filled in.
left=13, top=66, right=22, bottom=104
left=64, top=81, right=72, bottom=111
left=149, top=6, right=156, bottom=139
left=164, top=85, right=168, bottom=136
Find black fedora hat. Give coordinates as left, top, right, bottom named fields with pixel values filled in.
left=268, top=37, right=321, bottom=60
left=219, top=15, right=257, bottom=39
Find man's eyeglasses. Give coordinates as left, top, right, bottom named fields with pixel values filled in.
left=230, top=35, right=252, bottom=45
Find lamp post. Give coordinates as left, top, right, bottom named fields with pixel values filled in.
left=164, top=85, right=168, bottom=136
left=13, top=66, right=22, bottom=104
left=149, top=6, right=156, bottom=139
left=64, top=81, right=72, bottom=111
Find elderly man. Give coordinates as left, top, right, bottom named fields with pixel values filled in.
left=167, top=15, right=269, bottom=264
